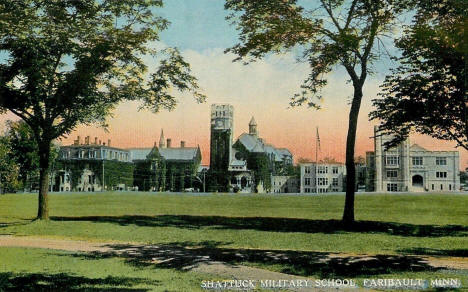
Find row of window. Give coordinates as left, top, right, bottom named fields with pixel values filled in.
left=304, top=177, right=339, bottom=186
left=386, top=171, right=449, bottom=179
left=387, top=183, right=453, bottom=192
left=62, top=149, right=129, bottom=161
left=304, top=166, right=340, bottom=174
left=304, top=188, right=330, bottom=193
left=385, top=156, right=448, bottom=166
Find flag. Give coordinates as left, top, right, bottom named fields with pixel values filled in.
left=316, top=127, right=321, bottom=150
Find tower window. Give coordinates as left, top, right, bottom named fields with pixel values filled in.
left=412, top=157, right=423, bottom=166
left=436, top=157, right=447, bottom=165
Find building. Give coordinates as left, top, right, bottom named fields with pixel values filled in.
left=299, top=163, right=346, bottom=193
left=52, top=136, right=133, bottom=192
left=271, top=175, right=299, bottom=193
left=208, top=104, right=295, bottom=193
left=368, top=126, right=460, bottom=192
left=130, top=130, right=202, bottom=192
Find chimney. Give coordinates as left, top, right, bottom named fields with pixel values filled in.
left=99, top=140, right=102, bottom=145
left=94, top=137, right=98, bottom=144
left=180, top=141, right=185, bottom=148
left=166, top=138, right=172, bottom=148
left=77, top=136, right=81, bottom=145
left=85, top=136, right=90, bottom=145
left=107, top=139, right=111, bottom=147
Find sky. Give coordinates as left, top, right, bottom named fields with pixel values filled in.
left=0, top=0, right=466, bottom=168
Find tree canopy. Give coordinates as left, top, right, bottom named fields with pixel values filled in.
left=0, top=0, right=205, bottom=219
left=370, top=0, right=467, bottom=150
left=225, top=0, right=406, bottom=223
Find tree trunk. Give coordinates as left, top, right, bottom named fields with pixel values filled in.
left=342, top=83, right=364, bottom=225
left=37, top=141, right=51, bottom=220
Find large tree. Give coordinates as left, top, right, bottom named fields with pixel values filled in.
left=225, top=0, right=405, bottom=223
left=370, top=0, right=467, bottom=150
left=0, top=0, right=205, bottom=219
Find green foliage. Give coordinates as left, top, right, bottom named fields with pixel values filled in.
left=134, top=147, right=200, bottom=192
left=460, top=171, right=467, bottom=185
left=0, top=136, right=21, bottom=192
left=225, top=0, right=404, bottom=107
left=209, top=130, right=232, bottom=191
left=0, top=1, right=206, bottom=139
left=3, top=121, right=59, bottom=186
left=234, top=141, right=272, bottom=192
left=370, top=0, right=467, bottom=150
left=0, top=0, right=206, bottom=218
left=225, top=0, right=409, bottom=221
left=248, top=153, right=272, bottom=192
left=55, top=160, right=134, bottom=190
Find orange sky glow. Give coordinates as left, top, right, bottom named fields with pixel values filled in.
left=1, top=50, right=466, bottom=169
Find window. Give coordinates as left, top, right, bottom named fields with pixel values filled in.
left=332, top=178, right=339, bottom=186
left=449, top=184, right=451, bottom=191
left=317, top=177, right=328, bottom=186
left=440, top=184, right=443, bottom=190
left=387, top=183, right=398, bottom=192
left=317, top=166, right=328, bottom=174
left=387, top=170, right=398, bottom=178
left=385, top=156, right=399, bottom=166
left=332, top=167, right=338, bottom=174
left=432, top=184, right=434, bottom=190
left=305, top=166, right=311, bottom=174
left=436, top=171, right=447, bottom=178
left=305, top=188, right=311, bottom=193
left=436, top=157, right=447, bottom=165
left=305, top=178, right=311, bottom=186
left=412, top=157, right=423, bottom=166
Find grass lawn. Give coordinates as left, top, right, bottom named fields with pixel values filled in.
left=0, top=192, right=467, bottom=290
left=0, top=247, right=209, bottom=291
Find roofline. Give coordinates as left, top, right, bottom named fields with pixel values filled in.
left=61, top=145, right=129, bottom=152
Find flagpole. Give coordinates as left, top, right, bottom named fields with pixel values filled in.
left=316, top=127, right=318, bottom=195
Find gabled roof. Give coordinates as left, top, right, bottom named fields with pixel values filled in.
left=264, top=144, right=282, bottom=162
left=410, top=144, right=428, bottom=152
left=236, top=133, right=292, bottom=162
left=238, top=133, right=263, bottom=152
left=128, top=148, right=152, bottom=161
left=129, top=147, right=199, bottom=161
left=159, top=147, right=199, bottom=161
left=277, top=148, right=292, bottom=157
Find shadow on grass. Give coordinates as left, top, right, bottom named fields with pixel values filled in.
left=67, top=241, right=443, bottom=278
left=398, top=248, right=468, bottom=257
left=0, top=272, right=157, bottom=291
left=0, top=220, right=34, bottom=228
left=51, top=215, right=468, bottom=237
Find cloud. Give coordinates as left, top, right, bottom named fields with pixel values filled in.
left=1, top=47, right=465, bottom=168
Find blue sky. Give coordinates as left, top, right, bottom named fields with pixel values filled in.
left=159, top=0, right=237, bottom=52
left=1, top=1, right=465, bottom=166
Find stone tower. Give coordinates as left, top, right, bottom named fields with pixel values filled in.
left=158, top=129, right=165, bottom=148
left=374, top=126, right=410, bottom=192
left=249, top=116, right=257, bottom=137
left=209, top=104, right=234, bottom=174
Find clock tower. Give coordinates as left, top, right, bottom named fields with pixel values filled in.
left=209, top=104, right=234, bottom=190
